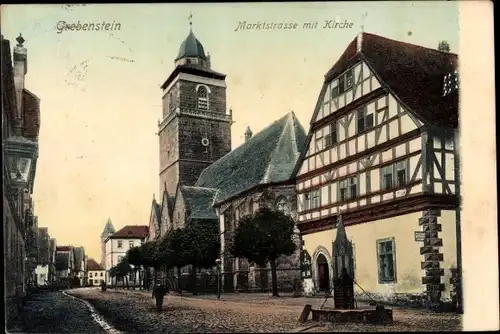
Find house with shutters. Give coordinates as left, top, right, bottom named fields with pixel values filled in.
left=87, top=258, right=106, bottom=286
left=294, top=32, right=459, bottom=305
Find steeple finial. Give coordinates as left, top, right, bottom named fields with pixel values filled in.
left=188, top=12, right=193, bottom=30
left=16, top=33, right=25, bottom=47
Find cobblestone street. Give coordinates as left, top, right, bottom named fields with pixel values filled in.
left=6, top=291, right=107, bottom=333
left=67, top=288, right=462, bottom=332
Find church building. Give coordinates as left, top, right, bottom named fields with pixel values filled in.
left=294, top=32, right=460, bottom=306
left=146, top=20, right=306, bottom=292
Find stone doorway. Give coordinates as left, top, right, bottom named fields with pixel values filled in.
left=317, top=254, right=330, bottom=292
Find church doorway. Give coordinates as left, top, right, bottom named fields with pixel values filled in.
left=317, top=253, right=330, bottom=292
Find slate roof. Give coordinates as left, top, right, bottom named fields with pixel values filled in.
left=87, top=258, right=104, bottom=271
left=110, top=225, right=149, bottom=239
left=73, top=247, right=85, bottom=272
left=323, top=32, right=458, bottom=128
left=153, top=199, right=161, bottom=224
left=195, top=111, right=307, bottom=205
left=101, top=218, right=115, bottom=237
left=179, top=186, right=218, bottom=220
left=175, top=29, right=208, bottom=61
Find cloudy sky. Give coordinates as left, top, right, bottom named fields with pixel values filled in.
left=2, top=2, right=459, bottom=261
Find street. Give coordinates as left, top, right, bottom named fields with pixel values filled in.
left=64, top=288, right=462, bottom=333
left=6, top=290, right=107, bottom=333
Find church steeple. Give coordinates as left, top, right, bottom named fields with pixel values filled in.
left=174, top=12, right=210, bottom=68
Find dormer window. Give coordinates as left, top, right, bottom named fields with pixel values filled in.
left=443, top=70, right=459, bottom=96
left=196, top=85, right=209, bottom=110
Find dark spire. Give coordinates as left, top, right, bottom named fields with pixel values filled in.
left=16, top=33, right=25, bottom=47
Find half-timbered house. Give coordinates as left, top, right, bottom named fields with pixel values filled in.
left=295, top=32, right=459, bottom=304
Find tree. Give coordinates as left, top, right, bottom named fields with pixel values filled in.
left=438, top=40, right=450, bottom=52
left=229, top=207, right=297, bottom=297
left=157, top=228, right=189, bottom=291
left=126, top=246, right=143, bottom=290
left=116, top=257, right=131, bottom=288
left=108, top=266, right=118, bottom=288
left=138, top=241, right=156, bottom=290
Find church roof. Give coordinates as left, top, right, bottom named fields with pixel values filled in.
left=179, top=186, right=218, bottom=220
left=175, top=30, right=208, bottom=61
left=195, top=111, right=307, bottom=205
left=323, top=32, right=458, bottom=128
left=101, top=218, right=115, bottom=237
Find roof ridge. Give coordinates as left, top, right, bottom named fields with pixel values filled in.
left=362, top=32, right=458, bottom=57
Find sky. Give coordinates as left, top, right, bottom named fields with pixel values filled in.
left=1, top=2, right=459, bottom=261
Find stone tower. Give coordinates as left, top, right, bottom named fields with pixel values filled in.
left=158, top=18, right=232, bottom=195
left=100, top=218, right=115, bottom=267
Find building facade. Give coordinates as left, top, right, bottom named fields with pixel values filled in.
left=104, top=225, right=149, bottom=286
left=100, top=218, right=115, bottom=267
left=87, top=258, right=105, bottom=286
left=73, top=246, right=86, bottom=286
left=295, top=32, right=459, bottom=305
left=2, top=33, right=41, bottom=300
left=35, top=227, right=51, bottom=286
left=55, top=246, right=76, bottom=279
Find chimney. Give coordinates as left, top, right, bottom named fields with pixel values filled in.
left=244, top=126, right=253, bottom=143
left=13, top=33, right=27, bottom=120
left=206, top=52, right=211, bottom=69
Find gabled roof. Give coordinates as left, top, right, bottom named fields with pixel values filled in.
left=179, top=186, right=218, bottom=220
left=87, top=258, right=105, bottom=271
left=110, top=225, right=149, bottom=239
left=160, top=185, right=175, bottom=223
left=55, top=253, right=69, bottom=270
left=323, top=32, right=458, bottom=128
left=195, top=111, right=307, bottom=205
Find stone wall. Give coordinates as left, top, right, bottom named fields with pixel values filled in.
left=178, top=80, right=226, bottom=115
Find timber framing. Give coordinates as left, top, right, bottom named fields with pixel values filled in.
left=298, top=194, right=458, bottom=235
left=297, top=128, right=421, bottom=182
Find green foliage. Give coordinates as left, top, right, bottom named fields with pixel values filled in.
left=139, top=241, right=157, bottom=268
left=116, top=257, right=131, bottom=278
left=184, top=219, right=221, bottom=268
left=229, top=207, right=297, bottom=266
left=126, top=246, right=143, bottom=268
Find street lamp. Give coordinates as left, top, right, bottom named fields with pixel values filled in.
left=215, top=258, right=221, bottom=300
left=4, top=135, right=38, bottom=192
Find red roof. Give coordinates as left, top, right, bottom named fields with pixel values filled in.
left=324, top=32, right=458, bottom=128
left=110, top=225, right=149, bottom=239
left=87, top=258, right=104, bottom=271
left=56, top=246, right=73, bottom=252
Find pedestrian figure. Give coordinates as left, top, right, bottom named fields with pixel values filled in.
left=152, top=283, right=168, bottom=311
left=100, top=280, right=106, bottom=292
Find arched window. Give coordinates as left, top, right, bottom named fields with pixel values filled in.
left=275, top=196, right=289, bottom=215
left=197, top=85, right=209, bottom=110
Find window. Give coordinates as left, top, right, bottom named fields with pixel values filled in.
left=349, top=177, right=358, bottom=199
left=395, top=161, right=408, bottom=187
left=381, top=165, right=393, bottom=190
left=197, top=86, right=209, bottom=110
left=310, top=190, right=320, bottom=209
left=117, top=240, right=123, bottom=248
left=339, top=180, right=348, bottom=202
left=377, top=238, right=396, bottom=283
left=443, top=70, right=459, bottom=96
left=129, top=241, right=134, bottom=248
left=304, top=193, right=311, bottom=211
left=356, top=106, right=374, bottom=133
left=325, top=122, right=338, bottom=148
left=338, top=69, right=354, bottom=95
left=380, top=160, right=408, bottom=190
left=128, top=272, right=135, bottom=282
left=100, top=272, right=104, bottom=277
left=89, top=272, right=93, bottom=278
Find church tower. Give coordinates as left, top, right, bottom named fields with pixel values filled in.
left=100, top=218, right=115, bottom=267
left=158, top=16, right=232, bottom=195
